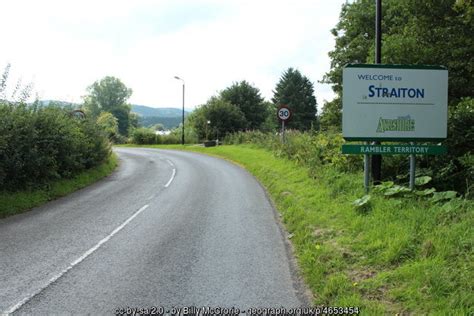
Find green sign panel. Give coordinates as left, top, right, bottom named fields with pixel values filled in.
left=342, top=144, right=447, bottom=155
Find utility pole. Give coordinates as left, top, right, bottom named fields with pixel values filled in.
left=372, top=0, right=382, bottom=184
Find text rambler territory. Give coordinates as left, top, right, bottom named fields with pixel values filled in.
left=359, top=146, right=429, bottom=154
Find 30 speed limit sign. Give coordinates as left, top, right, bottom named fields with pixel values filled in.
left=277, top=106, right=291, bottom=121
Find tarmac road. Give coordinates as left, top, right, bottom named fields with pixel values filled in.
left=0, top=147, right=308, bottom=315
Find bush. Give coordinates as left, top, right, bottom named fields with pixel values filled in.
left=0, top=102, right=110, bottom=191
left=131, top=127, right=159, bottom=145
left=130, top=127, right=193, bottom=145
left=225, top=130, right=363, bottom=174
left=225, top=127, right=473, bottom=196
left=417, top=98, right=473, bottom=194
left=161, top=134, right=180, bottom=144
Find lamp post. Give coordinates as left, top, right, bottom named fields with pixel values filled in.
left=206, top=120, right=211, bottom=140
left=174, top=76, right=185, bottom=145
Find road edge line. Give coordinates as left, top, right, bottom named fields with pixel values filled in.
left=3, top=204, right=149, bottom=315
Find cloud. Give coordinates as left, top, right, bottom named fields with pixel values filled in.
left=0, top=0, right=344, bottom=109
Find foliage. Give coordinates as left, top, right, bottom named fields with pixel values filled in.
left=165, top=144, right=474, bottom=314
left=416, top=97, right=474, bottom=194
left=272, top=68, right=317, bottom=130
left=131, top=128, right=158, bottom=145
left=130, top=127, right=184, bottom=145
left=168, top=121, right=198, bottom=144
left=367, top=177, right=459, bottom=204
left=0, top=154, right=117, bottom=218
left=0, top=64, right=33, bottom=103
left=259, top=101, right=279, bottom=132
left=225, top=130, right=362, bottom=174
left=353, top=194, right=371, bottom=212
left=0, top=102, right=110, bottom=191
left=321, top=0, right=474, bottom=127
left=189, top=96, right=246, bottom=141
left=96, top=111, right=119, bottom=141
left=226, top=129, right=473, bottom=195
left=220, top=80, right=267, bottom=129
left=151, top=123, right=165, bottom=131
left=83, top=76, right=133, bottom=135
left=138, top=116, right=183, bottom=130
left=319, top=98, right=342, bottom=131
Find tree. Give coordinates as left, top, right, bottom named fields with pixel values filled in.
left=151, top=123, right=165, bottom=131
left=272, top=68, right=317, bottom=130
left=260, top=101, right=278, bottom=132
left=96, top=112, right=119, bottom=140
left=319, top=99, right=342, bottom=131
left=321, top=0, right=474, bottom=192
left=190, top=97, right=246, bottom=140
left=220, top=81, right=267, bottom=129
left=83, top=76, right=133, bottom=135
left=321, top=0, right=474, bottom=129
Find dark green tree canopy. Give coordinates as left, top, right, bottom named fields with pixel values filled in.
left=189, top=96, right=246, bottom=140
left=272, top=68, right=317, bottom=130
left=220, top=81, right=266, bottom=129
left=83, top=76, right=133, bottom=135
left=319, top=98, right=342, bottom=131
left=320, top=0, right=474, bottom=130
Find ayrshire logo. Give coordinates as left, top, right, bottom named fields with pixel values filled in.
left=376, top=116, right=415, bottom=133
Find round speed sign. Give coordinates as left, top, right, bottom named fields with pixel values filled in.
left=277, top=106, right=291, bottom=121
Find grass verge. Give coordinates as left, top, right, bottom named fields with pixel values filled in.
left=0, top=153, right=118, bottom=218
left=127, top=144, right=473, bottom=315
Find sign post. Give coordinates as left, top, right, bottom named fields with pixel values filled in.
left=364, top=143, right=370, bottom=193
left=277, top=105, right=291, bottom=143
left=372, top=0, right=383, bottom=185
left=409, top=142, right=416, bottom=190
left=342, top=64, right=448, bottom=190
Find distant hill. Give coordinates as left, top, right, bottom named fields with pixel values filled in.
left=36, top=101, right=188, bottom=129
left=37, top=100, right=78, bottom=108
left=131, top=105, right=189, bottom=118
left=131, top=105, right=190, bottom=129
left=138, top=116, right=183, bottom=129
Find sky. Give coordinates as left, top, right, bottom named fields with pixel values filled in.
left=0, top=0, right=346, bottom=110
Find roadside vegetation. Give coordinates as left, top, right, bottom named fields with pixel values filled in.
left=0, top=154, right=117, bottom=218
left=2, top=0, right=471, bottom=309
left=129, top=142, right=473, bottom=314
left=124, top=3, right=473, bottom=312
left=0, top=66, right=117, bottom=217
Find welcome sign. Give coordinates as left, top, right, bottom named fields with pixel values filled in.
left=342, top=64, right=448, bottom=141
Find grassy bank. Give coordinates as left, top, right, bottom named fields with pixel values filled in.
left=128, top=144, right=473, bottom=314
left=0, top=154, right=118, bottom=218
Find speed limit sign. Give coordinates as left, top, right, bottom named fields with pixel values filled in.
left=277, top=106, right=291, bottom=121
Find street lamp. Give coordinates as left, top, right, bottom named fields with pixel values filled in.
left=174, top=76, right=185, bottom=145
left=206, top=120, right=211, bottom=140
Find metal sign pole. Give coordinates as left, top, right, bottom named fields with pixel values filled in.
left=409, top=142, right=416, bottom=190
left=371, top=0, right=383, bottom=184
left=364, top=142, right=370, bottom=193
left=281, top=120, right=285, bottom=143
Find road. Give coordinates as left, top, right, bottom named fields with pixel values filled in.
left=0, top=147, right=309, bottom=314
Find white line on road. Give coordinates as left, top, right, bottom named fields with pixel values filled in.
left=4, top=204, right=150, bottom=315
left=166, top=159, right=174, bottom=167
left=164, top=168, right=176, bottom=188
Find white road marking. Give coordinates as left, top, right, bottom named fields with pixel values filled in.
left=4, top=204, right=150, bottom=315
left=164, top=168, right=176, bottom=188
